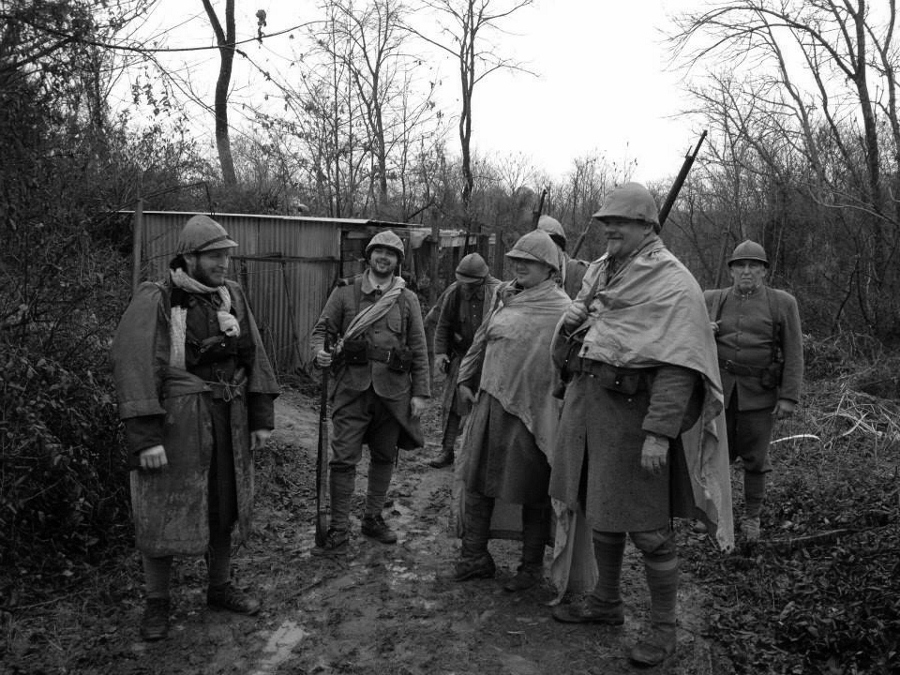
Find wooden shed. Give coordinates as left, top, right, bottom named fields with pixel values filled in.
left=129, top=210, right=493, bottom=373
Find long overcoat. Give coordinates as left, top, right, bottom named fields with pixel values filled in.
left=111, top=279, right=279, bottom=556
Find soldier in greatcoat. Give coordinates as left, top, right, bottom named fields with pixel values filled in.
left=548, top=183, right=731, bottom=667
left=310, top=230, right=430, bottom=556
left=704, top=240, right=803, bottom=540
left=426, top=252, right=500, bottom=468
left=110, top=215, right=280, bottom=641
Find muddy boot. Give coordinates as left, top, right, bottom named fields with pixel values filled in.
left=362, top=461, right=397, bottom=543
left=429, top=412, right=461, bottom=468
left=140, top=597, right=170, bottom=641
left=207, top=582, right=261, bottom=615
left=629, top=554, right=678, bottom=667
left=504, top=503, right=549, bottom=592
left=743, top=472, right=766, bottom=541
left=446, top=490, right=496, bottom=581
left=313, top=468, right=354, bottom=557
left=553, top=532, right=626, bottom=624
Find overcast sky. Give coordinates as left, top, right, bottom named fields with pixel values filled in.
left=130, top=0, right=707, bottom=184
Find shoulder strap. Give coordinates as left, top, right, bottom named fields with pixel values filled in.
left=712, top=289, right=728, bottom=323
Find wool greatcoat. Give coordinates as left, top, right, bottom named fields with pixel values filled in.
left=110, top=279, right=279, bottom=557
left=310, top=272, right=430, bottom=459
left=550, top=236, right=733, bottom=546
left=433, top=276, right=500, bottom=424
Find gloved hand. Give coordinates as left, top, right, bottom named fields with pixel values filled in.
left=251, top=429, right=272, bottom=451
left=316, top=348, right=333, bottom=368
left=457, top=384, right=477, bottom=415
left=773, top=399, right=796, bottom=419
left=641, top=435, right=669, bottom=474
left=139, top=444, right=168, bottom=470
left=410, top=396, right=428, bottom=418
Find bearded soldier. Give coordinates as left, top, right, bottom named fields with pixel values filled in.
left=111, top=215, right=280, bottom=641
left=310, top=230, right=430, bottom=556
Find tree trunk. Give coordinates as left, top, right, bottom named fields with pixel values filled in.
left=202, top=0, right=237, bottom=185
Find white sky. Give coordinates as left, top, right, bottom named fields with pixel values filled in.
left=127, top=0, right=707, bottom=184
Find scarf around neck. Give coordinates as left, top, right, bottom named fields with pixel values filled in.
left=168, top=268, right=240, bottom=369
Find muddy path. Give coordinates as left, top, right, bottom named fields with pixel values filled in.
left=3, top=386, right=731, bottom=674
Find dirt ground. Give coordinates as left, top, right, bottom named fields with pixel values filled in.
left=3, top=384, right=733, bottom=675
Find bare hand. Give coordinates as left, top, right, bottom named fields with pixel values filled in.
left=251, top=429, right=272, bottom=451
left=640, top=435, right=669, bottom=474
left=139, top=444, right=168, bottom=470
left=710, top=321, right=720, bottom=334
left=410, top=396, right=428, bottom=418
left=316, top=348, right=333, bottom=368
left=433, top=353, right=450, bottom=378
left=457, top=384, right=477, bottom=415
left=563, top=301, right=588, bottom=329
left=773, top=399, right=796, bottom=419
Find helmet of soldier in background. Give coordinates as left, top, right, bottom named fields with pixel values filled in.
left=176, top=215, right=238, bottom=255
left=455, top=253, right=490, bottom=283
left=728, top=240, right=769, bottom=268
left=593, top=182, right=661, bottom=232
left=537, top=215, right=567, bottom=250
left=505, top=230, right=561, bottom=272
left=365, top=230, right=405, bottom=263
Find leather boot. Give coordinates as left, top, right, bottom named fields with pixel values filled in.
left=429, top=412, right=461, bottom=468
left=445, top=490, right=495, bottom=581
left=313, top=468, right=354, bottom=557
left=629, top=555, right=678, bottom=666
left=504, top=503, right=549, bottom=592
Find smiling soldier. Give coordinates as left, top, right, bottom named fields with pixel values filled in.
left=549, top=182, right=731, bottom=667
left=310, top=230, right=430, bottom=556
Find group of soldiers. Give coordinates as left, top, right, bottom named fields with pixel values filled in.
left=110, top=184, right=802, bottom=666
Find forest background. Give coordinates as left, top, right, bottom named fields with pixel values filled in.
left=1, top=1, right=898, bottom=673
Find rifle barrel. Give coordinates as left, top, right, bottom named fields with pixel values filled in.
left=657, top=130, right=707, bottom=228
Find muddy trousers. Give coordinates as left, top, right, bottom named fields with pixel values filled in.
left=329, top=461, right=395, bottom=532
left=463, top=490, right=549, bottom=569
left=143, top=527, right=232, bottom=600
left=727, top=404, right=774, bottom=520
left=591, top=529, right=679, bottom=630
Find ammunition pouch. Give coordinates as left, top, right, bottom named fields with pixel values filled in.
left=341, top=339, right=369, bottom=366
left=386, top=346, right=413, bottom=373
left=760, top=362, right=784, bottom=390
left=572, top=359, right=649, bottom=396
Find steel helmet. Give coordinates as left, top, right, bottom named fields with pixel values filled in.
left=365, top=230, right=405, bottom=262
left=505, top=230, right=560, bottom=272
left=728, top=240, right=769, bottom=267
left=455, top=252, right=489, bottom=281
left=176, top=215, right=238, bottom=254
left=537, top=215, right=567, bottom=249
left=593, top=182, right=660, bottom=231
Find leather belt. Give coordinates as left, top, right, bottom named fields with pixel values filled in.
left=718, top=358, right=765, bottom=377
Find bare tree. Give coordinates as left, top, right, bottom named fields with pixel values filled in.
left=406, top=0, right=535, bottom=219
left=669, top=0, right=900, bottom=336
left=200, top=0, right=238, bottom=185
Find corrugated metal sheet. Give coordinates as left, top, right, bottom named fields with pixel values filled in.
left=129, top=210, right=494, bottom=374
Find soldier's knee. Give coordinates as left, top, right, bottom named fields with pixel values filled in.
left=630, top=528, right=676, bottom=557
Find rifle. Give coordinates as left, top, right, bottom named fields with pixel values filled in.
left=570, top=130, right=708, bottom=258
left=315, top=334, right=332, bottom=548
left=532, top=187, right=548, bottom=227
